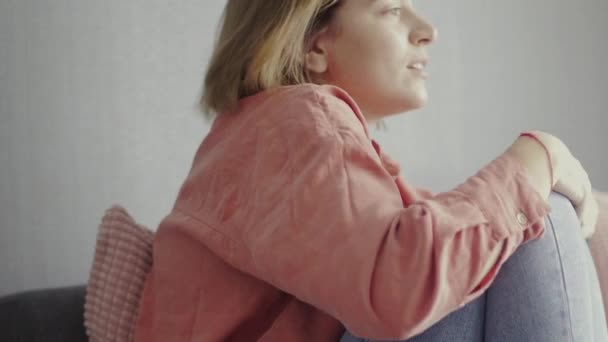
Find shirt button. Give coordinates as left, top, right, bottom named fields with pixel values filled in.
left=517, top=212, right=529, bottom=226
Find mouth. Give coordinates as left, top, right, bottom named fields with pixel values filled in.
left=407, top=60, right=428, bottom=71
left=407, top=59, right=429, bottom=79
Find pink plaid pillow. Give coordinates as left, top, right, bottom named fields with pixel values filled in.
left=84, top=205, right=155, bottom=342
left=589, top=191, right=608, bottom=325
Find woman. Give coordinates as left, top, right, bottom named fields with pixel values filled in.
left=133, top=1, right=607, bottom=341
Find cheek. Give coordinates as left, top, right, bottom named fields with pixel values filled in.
left=364, top=34, right=407, bottom=79
left=384, top=37, right=408, bottom=68
left=326, top=27, right=411, bottom=94
left=335, top=27, right=396, bottom=69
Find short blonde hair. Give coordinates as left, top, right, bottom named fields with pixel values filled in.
left=200, top=0, right=340, bottom=117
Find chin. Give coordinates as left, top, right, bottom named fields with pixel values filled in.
left=365, top=87, right=429, bottom=118
left=392, top=91, right=428, bottom=113
left=407, top=93, right=429, bottom=110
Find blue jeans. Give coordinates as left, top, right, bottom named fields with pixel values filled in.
left=341, top=193, right=608, bottom=342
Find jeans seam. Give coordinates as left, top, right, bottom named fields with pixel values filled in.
left=547, top=214, right=575, bottom=342
left=482, top=292, right=487, bottom=341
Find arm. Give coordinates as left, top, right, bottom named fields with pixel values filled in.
left=237, top=127, right=550, bottom=340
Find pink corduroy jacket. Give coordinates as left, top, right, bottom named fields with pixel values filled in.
left=133, top=84, right=553, bottom=341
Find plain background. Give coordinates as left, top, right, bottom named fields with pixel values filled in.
left=1, top=0, right=607, bottom=296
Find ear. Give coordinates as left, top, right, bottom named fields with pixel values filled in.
left=305, top=29, right=330, bottom=75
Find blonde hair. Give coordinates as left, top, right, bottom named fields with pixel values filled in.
left=199, top=0, right=340, bottom=117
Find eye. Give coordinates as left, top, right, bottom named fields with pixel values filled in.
left=387, top=7, right=402, bottom=16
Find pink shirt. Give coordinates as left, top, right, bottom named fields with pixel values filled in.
left=133, top=84, right=551, bottom=341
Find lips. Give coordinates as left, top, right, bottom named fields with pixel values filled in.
left=406, top=59, right=429, bottom=79
left=407, top=60, right=428, bottom=70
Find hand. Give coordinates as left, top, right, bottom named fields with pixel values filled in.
left=523, top=130, right=599, bottom=239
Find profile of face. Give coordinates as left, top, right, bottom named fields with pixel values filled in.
left=305, top=0, right=437, bottom=122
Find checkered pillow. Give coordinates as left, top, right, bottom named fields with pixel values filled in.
left=84, top=205, right=154, bottom=342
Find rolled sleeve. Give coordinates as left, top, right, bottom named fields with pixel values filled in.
left=454, top=150, right=551, bottom=243
left=443, top=150, right=552, bottom=307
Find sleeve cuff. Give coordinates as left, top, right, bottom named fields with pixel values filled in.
left=454, top=151, right=552, bottom=242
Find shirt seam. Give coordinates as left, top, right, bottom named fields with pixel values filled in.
left=173, top=205, right=253, bottom=266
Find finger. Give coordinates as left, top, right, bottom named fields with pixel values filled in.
left=577, top=193, right=599, bottom=239
left=553, top=176, right=585, bottom=208
left=581, top=223, right=595, bottom=239
left=573, top=177, right=598, bottom=239
left=573, top=160, right=595, bottom=222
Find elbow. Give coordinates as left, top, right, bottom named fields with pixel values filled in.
left=374, top=321, right=420, bottom=341
left=344, top=316, right=428, bottom=341
left=344, top=206, right=453, bottom=340
left=379, top=309, right=438, bottom=341
left=343, top=296, right=442, bottom=341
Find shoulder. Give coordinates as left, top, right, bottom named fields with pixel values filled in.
left=258, top=84, right=370, bottom=141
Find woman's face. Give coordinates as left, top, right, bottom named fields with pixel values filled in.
left=306, top=0, right=437, bottom=122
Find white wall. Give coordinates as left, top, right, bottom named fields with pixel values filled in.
left=1, top=0, right=607, bottom=296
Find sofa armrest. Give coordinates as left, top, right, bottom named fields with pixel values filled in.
left=0, top=285, right=88, bottom=342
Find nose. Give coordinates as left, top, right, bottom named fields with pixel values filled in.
left=409, top=16, right=438, bottom=46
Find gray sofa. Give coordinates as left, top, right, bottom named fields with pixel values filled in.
left=0, top=285, right=88, bottom=342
